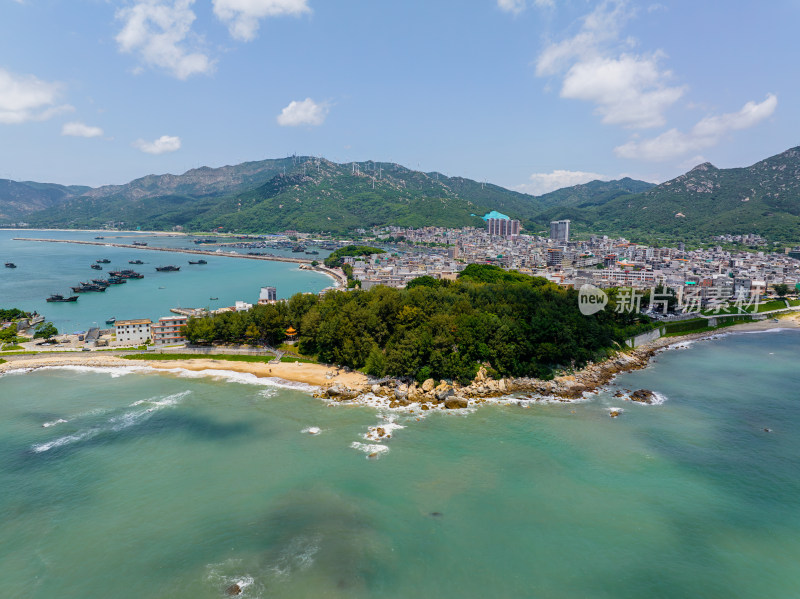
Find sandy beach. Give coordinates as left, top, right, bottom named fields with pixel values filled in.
left=2, top=313, right=798, bottom=397
left=0, top=352, right=368, bottom=389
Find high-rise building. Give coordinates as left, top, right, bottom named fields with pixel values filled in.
left=546, top=248, right=563, bottom=267
left=258, top=286, right=277, bottom=304
left=550, top=220, right=570, bottom=242
left=486, top=218, right=521, bottom=237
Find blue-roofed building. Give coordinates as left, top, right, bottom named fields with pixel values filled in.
left=481, top=210, right=510, bottom=221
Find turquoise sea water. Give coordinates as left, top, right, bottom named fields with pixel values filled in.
left=2, top=330, right=800, bottom=598
left=0, top=230, right=332, bottom=332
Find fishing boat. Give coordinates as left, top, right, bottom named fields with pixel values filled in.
left=305, top=250, right=319, bottom=255
left=156, top=265, right=180, bottom=272
left=110, top=269, right=143, bottom=279
left=91, top=264, right=103, bottom=270
left=105, top=317, right=116, bottom=325
left=128, top=259, right=144, bottom=265
left=132, top=241, right=148, bottom=246
left=91, top=279, right=110, bottom=287
left=71, top=284, right=106, bottom=293
left=210, top=297, right=219, bottom=300
left=96, top=259, right=111, bottom=264
left=46, top=294, right=78, bottom=302
left=5, top=262, right=16, bottom=268
left=188, top=259, right=207, bottom=264
left=107, top=277, right=127, bottom=285
left=292, top=245, right=306, bottom=252
left=95, top=236, right=104, bottom=239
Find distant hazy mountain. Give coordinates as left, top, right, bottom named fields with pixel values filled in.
left=0, top=179, right=90, bottom=221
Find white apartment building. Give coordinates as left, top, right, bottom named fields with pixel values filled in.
left=151, top=316, right=188, bottom=347
left=115, top=319, right=152, bottom=344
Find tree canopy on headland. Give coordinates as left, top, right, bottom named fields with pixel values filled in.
left=184, top=266, right=651, bottom=383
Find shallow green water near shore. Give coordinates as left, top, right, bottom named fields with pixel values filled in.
left=2, top=330, right=799, bottom=598
left=0, top=230, right=332, bottom=332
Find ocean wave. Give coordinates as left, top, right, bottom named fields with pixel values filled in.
left=156, top=367, right=319, bottom=393
left=668, top=340, right=696, bottom=350
left=739, top=327, right=798, bottom=335
left=42, top=418, right=68, bottom=428
left=350, top=441, right=390, bottom=458
left=301, top=426, right=322, bottom=435
left=205, top=561, right=261, bottom=599
left=270, top=535, right=321, bottom=579
left=364, top=418, right=405, bottom=441
left=32, top=390, right=191, bottom=453
left=650, top=391, right=668, bottom=405
left=35, top=365, right=144, bottom=378
left=33, top=430, right=98, bottom=453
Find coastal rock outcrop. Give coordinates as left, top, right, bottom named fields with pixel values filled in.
left=630, top=389, right=655, bottom=404
left=444, top=397, right=469, bottom=409
left=321, top=383, right=360, bottom=401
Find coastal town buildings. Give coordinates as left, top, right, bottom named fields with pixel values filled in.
left=362, top=225, right=800, bottom=312
left=258, top=286, right=277, bottom=304
left=550, top=220, right=571, bottom=242
left=151, top=316, right=188, bottom=347
left=115, top=319, right=152, bottom=344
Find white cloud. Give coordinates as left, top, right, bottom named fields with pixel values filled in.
left=516, top=169, right=610, bottom=195
left=213, top=0, right=311, bottom=42
left=497, top=0, right=526, bottom=14
left=276, top=98, right=328, bottom=127
left=133, top=134, right=182, bottom=154
left=62, top=121, right=104, bottom=138
left=615, top=94, right=777, bottom=161
left=116, top=0, right=214, bottom=80
left=536, top=0, right=684, bottom=130
left=0, top=68, right=72, bottom=124
left=561, top=54, right=685, bottom=129
left=498, top=0, right=554, bottom=14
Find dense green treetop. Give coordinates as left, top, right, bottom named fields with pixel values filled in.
left=323, top=245, right=386, bottom=268
left=184, top=273, right=652, bottom=383
left=0, top=308, right=30, bottom=321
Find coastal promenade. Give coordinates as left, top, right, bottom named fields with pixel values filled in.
left=14, top=237, right=348, bottom=287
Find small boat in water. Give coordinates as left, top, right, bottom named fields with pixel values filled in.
left=110, top=269, right=143, bottom=279
left=5, top=262, right=17, bottom=268
left=105, top=317, right=116, bottom=325
left=156, top=265, right=181, bottom=272
left=210, top=297, right=219, bottom=300
left=128, top=259, right=144, bottom=265
left=91, top=264, right=103, bottom=270
left=96, top=259, right=111, bottom=264
left=46, top=294, right=78, bottom=302
left=132, top=242, right=148, bottom=246
left=188, top=259, right=207, bottom=264
left=71, top=284, right=106, bottom=293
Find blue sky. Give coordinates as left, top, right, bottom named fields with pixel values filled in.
left=1, top=0, right=796, bottom=194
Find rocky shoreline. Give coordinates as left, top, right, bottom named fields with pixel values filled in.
left=316, top=319, right=800, bottom=409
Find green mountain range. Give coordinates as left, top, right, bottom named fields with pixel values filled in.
left=2, top=146, right=799, bottom=242
left=537, top=147, right=800, bottom=244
